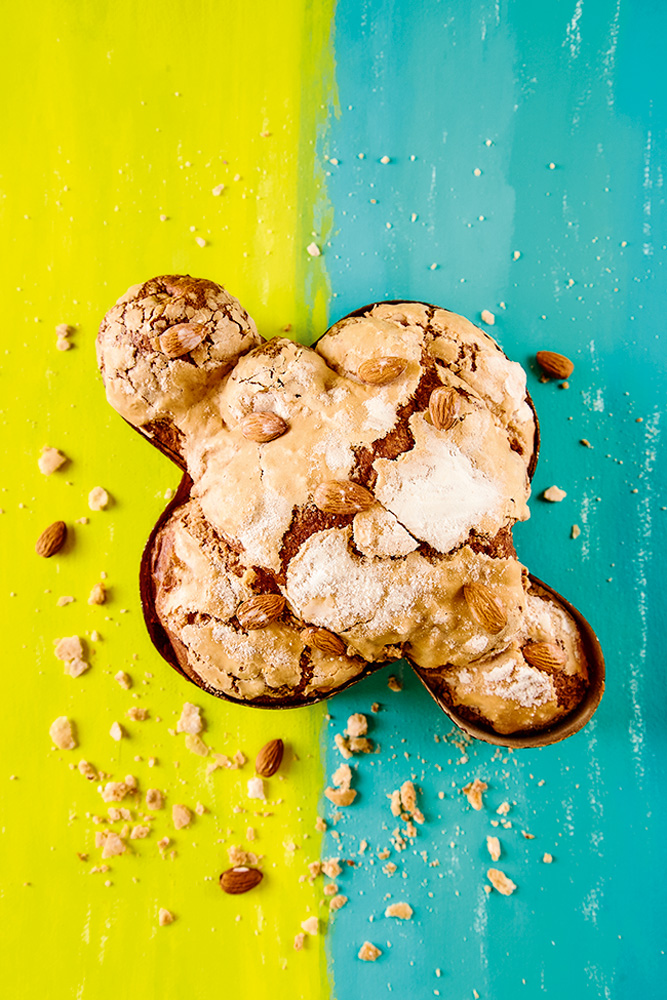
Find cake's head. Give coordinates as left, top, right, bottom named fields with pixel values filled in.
left=97, top=275, right=604, bottom=745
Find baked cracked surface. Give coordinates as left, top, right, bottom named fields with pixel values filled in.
left=97, top=275, right=590, bottom=734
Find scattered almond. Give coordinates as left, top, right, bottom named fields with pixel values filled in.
left=302, top=627, right=345, bottom=656
left=220, top=867, right=263, bottom=894
left=236, top=594, right=285, bottom=629
left=313, top=480, right=375, bottom=514
left=255, top=738, right=284, bottom=777
left=241, top=412, right=288, bottom=443
left=463, top=582, right=507, bottom=633
left=357, top=356, right=407, bottom=385
left=429, top=386, right=460, bottom=430
left=35, top=521, right=67, bottom=558
left=536, top=350, right=574, bottom=379
left=158, top=322, right=207, bottom=358
left=571, top=524, right=581, bottom=539
left=523, top=641, right=567, bottom=669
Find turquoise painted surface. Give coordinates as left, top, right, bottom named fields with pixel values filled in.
left=320, top=1, right=666, bottom=997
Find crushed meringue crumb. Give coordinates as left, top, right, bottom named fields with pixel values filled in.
left=88, top=487, right=110, bottom=511
left=158, top=908, right=175, bottom=926
left=329, top=894, right=348, bottom=911
left=385, top=902, right=413, bottom=919
left=115, top=670, right=132, bottom=689
left=487, top=836, right=501, bottom=862
left=101, top=781, right=132, bottom=803
left=146, top=789, right=165, bottom=810
left=382, top=862, right=397, bottom=875
left=334, top=733, right=352, bottom=759
left=109, top=722, right=124, bottom=741
left=294, top=932, right=305, bottom=951
left=127, top=707, right=149, bottom=722
left=480, top=309, right=495, bottom=325
left=543, top=853, right=553, bottom=864
left=54, top=636, right=83, bottom=662
left=321, top=859, right=342, bottom=879
left=400, top=781, right=424, bottom=823
left=306, top=242, right=321, bottom=257
left=131, top=825, right=150, bottom=840
left=172, top=804, right=192, bottom=830
left=571, top=524, right=581, bottom=539
left=78, top=760, right=98, bottom=781
left=100, top=831, right=126, bottom=859
left=315, top=817, right=327, bottom=832
left=301, top=916, right=318, bottom=935
left=185, top=734, right=208, bottom=756
left=358, top=941, right=382, bottom=962
left=38, top=447, right=67, bottom=475
left=176, top=702, right=203, bottom=735
left=487, top=868, right=517, bottom=895
left=88, top=582, right=107, bottom=605
left=346, top=713, right=368, bottom=737
left=49, top=716, right=76, bottom=750
left=247, top=777, right=266, bottom=800
left=543, top=485, right=567, bottom=502
left=462, top=778, right=488, bottom=811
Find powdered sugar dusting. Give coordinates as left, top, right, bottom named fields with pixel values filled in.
left=363, top=396, right=398, bottom=434
left=374, top=423, right=502, bottom=551
left=477, top=660, right=555, bottom=707
left=235, top=485, right=294, bottom=569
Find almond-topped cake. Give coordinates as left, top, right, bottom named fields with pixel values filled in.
left=97, top=275, right=601, bottom=739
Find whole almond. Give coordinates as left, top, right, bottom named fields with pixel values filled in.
left=158, top=322, right=207, bottom=359
left=357, top=356, right=408, bottom=386
left=255, top=738, right=284, bottom=777
left=241, top=412, right=288, bottom=443
left=219, top=866, right=263, bottom=895
left=429, top=386, right=460, bottom=430
left=236, top=594, right=285, bottom=630
left=35, top=520, right=67, bottom=558
left=536, top=350, right=574, bottom=380
left=523, top=641, right=567, bottom=669
left=302, top=627, right=346, bottom=656
left=313, top=480, right=375, bottom=515
left=463, top=582, right=507, bottom=634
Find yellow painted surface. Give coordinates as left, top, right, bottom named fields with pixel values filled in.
left=0, top=2, right=335, bottom=996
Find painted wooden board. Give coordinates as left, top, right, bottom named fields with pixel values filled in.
left=1, top=2, right=664, bottom=998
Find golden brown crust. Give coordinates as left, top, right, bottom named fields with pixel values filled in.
left=102, top=279, right=597, bottom=734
